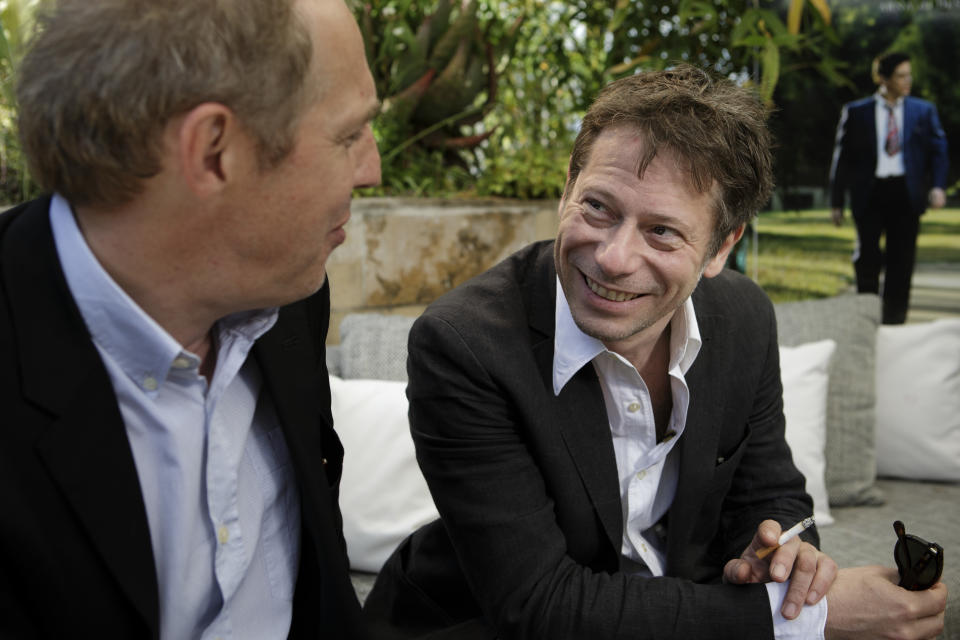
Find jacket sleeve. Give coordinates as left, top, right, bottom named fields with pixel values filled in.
left=829, top=103, right=851, bottom=210
left=926, top=103, right=949, bottom=189
left=406, top=311, right=776, bottom=640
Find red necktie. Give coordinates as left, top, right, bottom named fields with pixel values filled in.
left=885, top=105, right=900, bottom=156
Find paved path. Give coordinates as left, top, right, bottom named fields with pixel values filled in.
left=907, top=262, right=960, bottom=323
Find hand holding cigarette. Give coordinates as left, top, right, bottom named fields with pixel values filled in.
left=755, top=516, right=815, bottom=559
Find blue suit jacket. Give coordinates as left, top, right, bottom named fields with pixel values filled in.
left=829, top=95, right=948, bottom=217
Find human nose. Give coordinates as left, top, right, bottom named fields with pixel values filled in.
left=354, top=125, right=381, bottom=189
left=594, top=224, right=642, bottom=279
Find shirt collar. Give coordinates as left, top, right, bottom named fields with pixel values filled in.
left=553, top=276, right=702, bottom=395
left=49, top=193, right=278, bottom=394
left=876, top=90, right=905, bottom=109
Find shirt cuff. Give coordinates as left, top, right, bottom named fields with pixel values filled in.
left=765, top=580, right=827, bottom=640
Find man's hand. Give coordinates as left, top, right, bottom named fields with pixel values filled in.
left=831, top=207, right=845, bottom=226
left=929, top=187, right=946, bottom=209
left=825, top=565, right=947, bottom=639
left=723, top=519, right=838, bottom=620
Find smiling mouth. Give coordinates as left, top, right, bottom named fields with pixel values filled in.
left=584, top=274, right=640, bottom=302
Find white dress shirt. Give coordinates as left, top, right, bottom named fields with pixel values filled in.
left=553, top=279, right=826, bottom=638
left=51, top=194, right=300, bottom=640
left=875, top=92, right=906, bottom=178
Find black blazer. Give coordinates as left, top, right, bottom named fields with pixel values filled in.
left=365, top=241, right=815, bottom=640
left=0, top=198, right=366, bottom=639
left=829, top=95, right=948, bottom=217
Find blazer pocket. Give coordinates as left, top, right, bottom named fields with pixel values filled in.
left=708, top=432, right=750, bottom=495
left=320, top=422, right=345, bottom=488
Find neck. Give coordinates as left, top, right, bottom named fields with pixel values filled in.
left=73, top=201, right=224, bottom=359
left=605, top=313, right=674, bottom=375
left=623, top=324, right=674, bottom=442
left=880, top=88, right=902, bottom=106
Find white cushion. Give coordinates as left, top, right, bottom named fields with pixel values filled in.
left=875, top=319, right=960, bottom=482
left=330, top=375, right=439, bottom=572
left=780, top=339, right=837, bottom=526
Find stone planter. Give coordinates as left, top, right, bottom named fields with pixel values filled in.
left=326, top=197, right=559, bottom=343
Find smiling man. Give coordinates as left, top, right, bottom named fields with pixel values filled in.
left=0, top=0, right=379, bottom=638
left=364, top=66, right=947, bottom=639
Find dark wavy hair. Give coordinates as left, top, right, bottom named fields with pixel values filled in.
left=565, top=64, right=774, bottom=255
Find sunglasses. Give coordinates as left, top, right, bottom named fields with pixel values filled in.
left=893, top=520, right=944, bottom=591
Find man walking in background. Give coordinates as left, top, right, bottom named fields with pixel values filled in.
left=829, top=51, right=948, bottom=324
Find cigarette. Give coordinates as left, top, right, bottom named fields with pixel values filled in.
left=755, top=516, right=815, bottom=560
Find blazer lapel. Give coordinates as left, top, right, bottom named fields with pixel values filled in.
left=666, top=306, right=727, bottom=576
left=254, top=298, right=363, bottom=625
left=902, top=97, right=916, bottom=150
left=4, top=200, right=159, bottom=632
left=528, top=243, right=623, bottom=554
left=866, top=101, right=879, bottom=168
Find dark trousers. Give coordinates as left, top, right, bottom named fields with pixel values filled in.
left=852, top=176, right=920, bottom=324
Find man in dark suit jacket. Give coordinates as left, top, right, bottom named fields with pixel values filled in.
left=365, top=66, right=947, bottom=639
left=829, top=51, right=949, bottom=324
left=0, top=0, right=380, bottom=637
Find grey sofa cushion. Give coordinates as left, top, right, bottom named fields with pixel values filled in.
left=326, top=344, right=342, bottom=377
left=338, top=313, right=416, bottom=382
left=775, top=294, right=883, bottom=507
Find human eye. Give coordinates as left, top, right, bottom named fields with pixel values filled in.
left=581, top=197, right=615, bottom=224
left=647, top=224, right=683, bottom=248
left=342, top=129, right=364, bottom=148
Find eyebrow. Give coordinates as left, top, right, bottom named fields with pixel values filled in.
left=338, top=100, right=381, bottom=141
left=580, top=184, right=695, bottom=229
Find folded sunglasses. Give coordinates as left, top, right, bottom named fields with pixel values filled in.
left=893, top=520, right=944, bottom=591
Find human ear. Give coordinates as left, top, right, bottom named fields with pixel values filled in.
left=702, top=224, right=746, bottom=278
left=175, top=103, right=242, bottom=197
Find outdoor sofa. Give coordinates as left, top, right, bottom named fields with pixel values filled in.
left=327, top=292, right=960, bottom=638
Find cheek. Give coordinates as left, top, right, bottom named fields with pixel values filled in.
left=653, top=252, right=703, bottom=287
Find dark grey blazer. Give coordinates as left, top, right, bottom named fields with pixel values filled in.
left=365, top=240, right=815, bottom=640
left=0, top=197, right=366, bottom=639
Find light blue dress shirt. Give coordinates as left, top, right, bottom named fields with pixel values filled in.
left=50, top=194, right=301, bottom=640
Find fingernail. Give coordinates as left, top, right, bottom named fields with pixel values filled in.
left=807, top=590, right=818, bottom=603
left=783, top=603, right=798, bottom=619
left=772, top=563, right=786, bottom=580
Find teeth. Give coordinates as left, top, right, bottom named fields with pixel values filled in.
left=585, top=275, right=639, bottom=302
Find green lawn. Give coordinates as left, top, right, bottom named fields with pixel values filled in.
left=745, top=207, right=960, bottom=303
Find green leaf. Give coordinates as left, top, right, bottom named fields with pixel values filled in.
left=428, top=0, right=478, bottom=71
left=787, top=0, right=804, bottom=35
left=760, top=38, right=780, bottom=103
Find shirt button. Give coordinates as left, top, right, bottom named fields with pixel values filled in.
left=172, top=356, right=191, bottom=369
left=627, top=402, right=641, bottom=413
left=143, top=376, right=158, bottom=391
left=217, top=525, right=229, bottom=544
left=641, top=543, right=648, bottom=552
left=636, top=469, right=647, bottom=480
